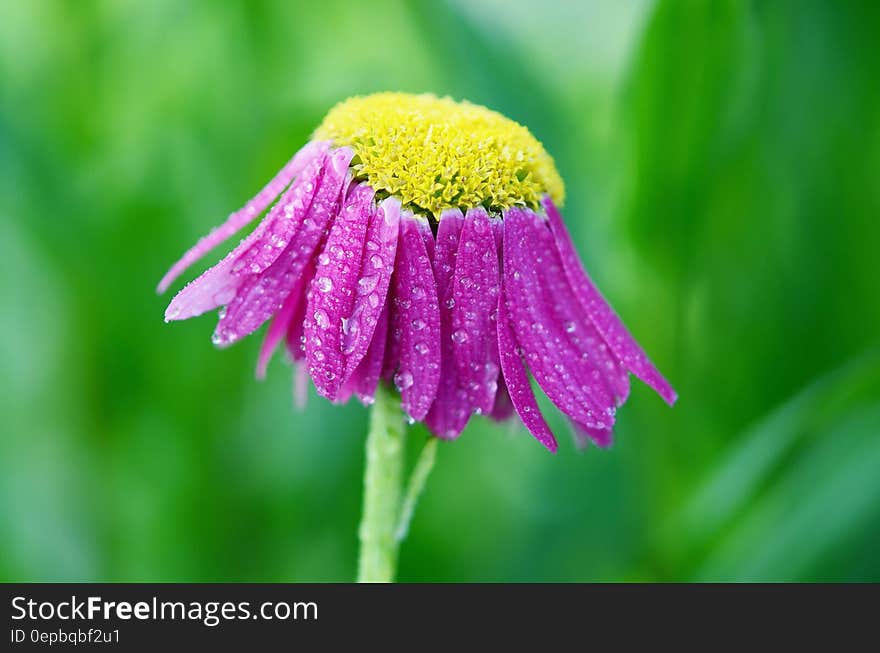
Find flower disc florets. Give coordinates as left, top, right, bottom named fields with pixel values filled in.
left=313, top=92, right=565, bottom=218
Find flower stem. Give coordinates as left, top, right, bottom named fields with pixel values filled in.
left=396, top=437, right=438, bottom=542
left=357, top=383, right=406, bottom=582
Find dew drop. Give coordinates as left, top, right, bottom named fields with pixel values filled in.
left=394, top=370, right=414, bottom=391
left=411, top=319, right=426, bottom=331
left=451, top=329, right=469, bottom=344
left=313, top=309, right=330, bottom=329
left=316, top=277, right=333, bottom=293
left=358, top=275, right=379, bottom=294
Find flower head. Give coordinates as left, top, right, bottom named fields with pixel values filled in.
left=159, top=92, right=676, bottom=451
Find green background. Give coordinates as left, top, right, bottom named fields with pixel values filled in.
left=2, top=0, right=878, bottom=582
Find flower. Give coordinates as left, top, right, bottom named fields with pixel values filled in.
left=159, top=93, right=676, bottom=452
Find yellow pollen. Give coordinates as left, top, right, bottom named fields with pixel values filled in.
left=313, top=92, right=564, bottom=218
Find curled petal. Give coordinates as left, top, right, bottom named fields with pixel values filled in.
left=341, top=196, right=400, bottom=381
left=284, top=263, right=313, bottom=363
left=571, top=420, right=614, bottom=449
left=292, top=363, right=309, bottom=410
left=450, top=207, right=501, bottom=415
left=542, top=196, right=676, bottom=405
left=503, top=207, right=616, bottom=431
left=388, top=213, right=441, bottom=421
left=158, top=140, right=330, bottom=293
left=425, top=209, right=472, bottom=439
left=497, top=292, right=557, bottom=452
left=164, top=149, right=328, bottom=322
left=489, top=378, right=515, bottom=422
left=536, top=220, right=631, bottom=407
left=342, top=302, right=390, bottom=406
left=304, top=182, right=375, bottom=399
left=212, top=148, right=354, bottom=347
left=256, top=269, right=311, bottom=379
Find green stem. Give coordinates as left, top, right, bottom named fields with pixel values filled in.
left=396, top=438, right=438, bottom=543
left=357, top=383, right=406, bottom=583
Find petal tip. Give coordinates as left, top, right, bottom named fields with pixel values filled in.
left=542, top=437, right=559, bottom=454
left=163, top=303, right=182, bottom=322
left=255, top=359, right=269, bottom=381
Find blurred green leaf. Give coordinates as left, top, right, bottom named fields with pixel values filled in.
left=696, top=401, right=880, bottom=580
left=674, top=349, right=880, bottom=577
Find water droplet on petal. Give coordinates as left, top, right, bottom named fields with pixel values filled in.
left=313, top=309, right=330, bottom=329
left=452, top=329, right=469, bottom=344
left=394, top=370, right=414, bottom=391
left=316, top=277, right=333, bottom=293
left=358, top=275, right=379, bottom=294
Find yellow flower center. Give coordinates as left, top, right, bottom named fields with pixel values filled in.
left=313, top=92, right=564, bottom=218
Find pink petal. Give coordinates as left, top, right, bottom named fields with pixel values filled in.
left=340, top=196, right=400, bottom=382
left=284, top=264, right=312, bottom=363
left=211, top=148, right=354, bottom=346
left=542, top=196, right=677, bottom=405
left=503, top=207, right=616, bottom=431
left=535, top=212, right=631, bottom=407
left=343, top=302, right=390, bottom=406
left=489, top=377, right=515, bottom=422
left=164, top=148, right=328, bottom=322
left=388, top=213, right=442, bottom=421
left=304, top=183, right=375, bottom=399
left=425, top=209, right=472, bottom=439
left=158, top=140, right=329, bottom=293
left=255, top=269, right=311, bottom=379
left=572, top=420, right=614, bottom=449
left=292, top=363, right=309, bottom=410
left=450, top=207, right=501, bottom=415
left=496, top=290, right=557, bottom=452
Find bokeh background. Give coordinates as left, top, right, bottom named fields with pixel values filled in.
left=2, top=0, right=878, bottom=582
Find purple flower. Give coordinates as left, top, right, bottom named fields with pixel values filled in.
left=159, top=93, right=675, bottom=452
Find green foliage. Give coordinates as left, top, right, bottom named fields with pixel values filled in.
left=1, top=0, right=877, bottom=581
